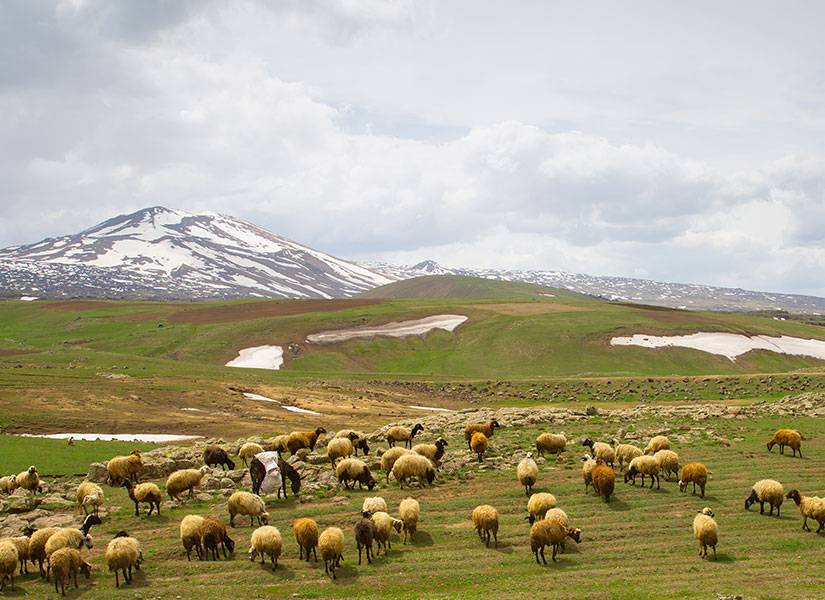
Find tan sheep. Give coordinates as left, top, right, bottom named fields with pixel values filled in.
left=228, top=491, right=270, bottom=527
left=15, top=466, right=41, bottom=494
left=692, top=507, right=718, bottom=559
left=106, top=534, right=141, bottom=587
left=654, top=449, right=680, bottom=481
left=786, top=490, right=825, bottom=533
left=644, top=435, right=670, bottom=455
left=249, top=525, right=282, bottom=569
left=28, top=527, right=59, bottom=578
left=544, top=508, right=577, bottom=553
left=767, top=428, right=802, bottom=457
left=613, top=442, right=643, bottom=471
left=0, top=536, right=30, bottom=576
left=49, top=547, right=91, bottom=596
left=624, top=455, right=660, bottom=489
left=530, top=520, right=581, bottom=564
left=106, top=450, right=143, bottom=485
left=471, top=505, right=499, bottom=547
left=336, top=458, right=377, bottom=490
left=286, top=428, right=327, bottom=454
left=679, top=463, right=708, bottom=498
left=268, top=434, right=290, bottom=453
left=166, top=467, right=209, bottom=501
left=335, top=430, right=370, bottom=456
left=238, top=442, right=265, bottom=467
left=592, top=464, right=615, bottom=502
left=381, top=447, right=413, bottom=483
left=745, top=479, right=784, bottom=516
left=470, top=432, right=488, bottom=462
left=318, top=527, right=344, bottom=579
left=75, top=481, right=105, bottom=516
left=535, top=432, right=566, bottom=458
left=44, top=528, right=92, bottom=563
left=180, top=515, right=205, bottom=561
left=362, top=496, right=388, bottom=515
left=581, top=439, right=615, bottom=467
left=399, top=497, right=420, bottom=544
left=123, top=481, right=162, bottom=517
left=293, top=518, right=319, bottom=562
left=582, top=456, right=596, bottom=494
left=517, top=453, right=539, bottom=496
left=0, top=541, right=18, bottom=592
left=201, top=517, right=235, bottom=560
left=464, top=421, right=500, bottom=448
left=371, top=511, right=402, bottom=555
left=392, top=454, right=436, bottom=489
left=412, top=437, right=449, bottom=464
left=527, top=493, right=558, bottom=524
left=326, top=437, right=354, bottom=467
left=0, top=475, right=19, bottom=495
left=387, top=424, right=424, bottom=449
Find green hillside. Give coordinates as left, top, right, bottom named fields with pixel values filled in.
left=360, top=275, right=584, bottom=300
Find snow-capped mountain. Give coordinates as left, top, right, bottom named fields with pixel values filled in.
left=364, top=260, right=825, bottom=314
left=0, top=207, right=391, bottom=300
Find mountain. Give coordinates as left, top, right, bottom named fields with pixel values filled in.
left=0, top=207, right=391, bottom=300
left=363, top=260, right=825, bottom=314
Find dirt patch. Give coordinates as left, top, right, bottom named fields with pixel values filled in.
left=0, top=348, right=37, bottom=356
left=468, top=302, right=586, bottom=315
left=168, top=298, right=383, bottom=324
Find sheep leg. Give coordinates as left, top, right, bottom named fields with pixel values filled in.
left=711, top=545, right=716, bottom=558
left=552, top=543, right=559, bottom=562
left=115, top=570, right=120, bottom=588
left=367, top=544, right=372, bottom=563
left=780, top=444, right=784, bottom=455
left=313, top=546, right=317, bottom=562
left=493, top=530, right=498, bottom=548
left=534, top=549, right=541, bottom=564
left=760, top=501, right=765, bottom=514
left=816, top=520, right=824, bottom=533
left=134, top=501, right=140, bottom=517
left=540, top=546, right=547, bottom=565
left=299, top=545, right=304, bottom=560
left=358, top=544, right=362, bottom=565
left=803, top=517, right=810, bottom=531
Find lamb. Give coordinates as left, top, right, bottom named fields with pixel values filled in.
left=123, top=481, right=162, bottom=517
left=387, top=423, right=424, bottom=449
left=326, top=437, right=355, bottom=467
left=582, top=455, right=596, bottom=494
left=535, top=432, right=566, bottom=457
left=166, top=466, right=210, bottom=501
left=678, top=462, right=708, bottom=498
left=412, top=437, right=449, bottom=464
left=581, top=438, right=615, bottom=467
left=530, top=520, right=581, bottom=564
left=381, top=447, right=413, bottom=483
left=0, top=541, right=18, bottom=592
left=362, top=496, right=388, bottom=515
left=106, top=450, right=143, bottom=485
left=336, top=458, right=377, bottom=490
left=470, top=432, right=488, bottom=462
left=654, top=449, right=680, bottom=481
left=248, top=525, right=282, bottom=569
left=613, top=442, right=643, bottom=471
left=335, top=430, right=370, bottom=456
left=767, top=428, right=802, bottom=457
left=464, top=421, right=500, bottom=449
left=624, top=455, right=660, bottom=489
left=355, top=511, right=376, bottom=565
left=106, top=533, right=141, bottom=587
left=371, top=511, right=402, bottom=555
left=517, top=453, right=539, bottom=496
left=287, top=427, right=327, bottom=455
left=591, top=464, right=616, bottom=502
left=49, top=547, right=91, bottom=596
left=203, top=445, right=235, bottom=470
left=527, top=493, right=557, bottom=524
left=692, top=507, right=718, bottom=559
left=745, top=479, right=784, bottom=516
left=228, top=491, right=270, bottom=527
left=318, top=527, right=344, bottom=579
left=293, top=517, right=319, bottom=561
left=644, top=435, right=670, bottom=455
left=471, top=505, right=499, bottom=547
left=180, top=515, right=205, bottom=560
left=785, top=490, right=825, bottom=533
left=238, top=442, right=265, bottom=467
left=75, top=481, right=105, bottom=515
left=0, top=475, right=18, bottom=495
left=392, top=453, right=436, bottom=489
left=15, top=466, right=42, bottom=494
left=201, top=517, right=235, bottom=560
left=399, top=497, right=420, bottom=543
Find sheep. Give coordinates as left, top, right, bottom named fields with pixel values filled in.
left=535, top=432, right=566, bottom=457
left=0, top=475, right=19, bottom=495
left=654, top=449, right=680, bottom=481
left=399, top=497, right=420, bottom=543
left=392, top=453, right=436, bottom=489
left=582, top=455, right=596, bottom=494
left=362, top=496, right=388, bottom=515
left=335, top=430, right=370, bottom=456
left=248, top=525, right=282, bottom=569
left=381, top=447, right=413, bottom=483
left=543, top=508, right=574, bottom=553
left=387, top=423, right=424, bottom=449
left=203, top=445, right=235, bottom=470
left=464, top=421, right=500, bottom=449
left=692, top=507, right=718, bottom=559
left=75, top=481, right=105, bottom=515
left=412, top=437, right=449, bottom=464
left=336, top=458, right=377, bottom=490
left=267, top=434, right=289, bottom=454
left=517, top=453, right=539, bottom=496
left=293, top=518, right=319, bottom=562
left=106, top=534, right=141, bottom=587
left=0, top=541, right=18, bottom=592
left=785, top=490, right=825, bottom=533
left=28, top=527, right=60, bottom=578
left=470, top=432, right=488, bottom=462
left=530, top=520, right=581, bottom=564
left=581, top=438, right=615, bottom=467
left=678, top=463, right=708, bottom=498
left=180, top=515, right=205, bottom=561
left=613, top=442, right=643, bottom=471
left=624, top=455, right=660, bottom=489
left=0, top=535, right=30, bottom=575
left=318, top=527, right=344, bottom=579
left=166, top=466, right=209, bottom=501
left=371, top=511, right=402, bottom=555
left=527, top=493, right=557, bottom=524
left=471, top=505, right=499, bottom=548
left=201, top=517, right=235, bottom=560
left=355, top=511, right=376, bottom=565
left=49, top=547, right=91, bottom=596
left=326, top=437, right=355, bottom=467
left=745, top=479, right=784, bottom=516
left=123, top=481, right=162, bottom=517
left=287, top=427, right=327, bottom=454
left=228, top=491, right=270, bottom=527
left=44, top=528, right=93, bottom=563
left=106, top=450, right=143, bottom=485
left=41, top=515, right=100, bottom=579
left=644, top=435, right=670, bottom=455
left=238, top=442, right=265, bottom=467
left=767, top=428, right=802, bottom=457
left=591, top=464, right=616, bottom=502
left=15, top=466, right=41, bottom=494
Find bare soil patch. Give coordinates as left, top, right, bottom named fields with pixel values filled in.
left=168, top=298, right=383, bottom=324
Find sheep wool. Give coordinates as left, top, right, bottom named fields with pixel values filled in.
left=470, top=432, right=488, bottom=462
left=106, top=536, right=141, bottom=587
left=371, top=512, right=402, bottom=555
left=75, top=481, right=105, bottom=515
left=238, top=442, right=265, bottom=466
left=412, top=438, right=448, bottom=463
left=527, top=493, right=558, bottom=523
left=692, top=508, right=718, bottom=559
left=767, top=428, right=802, bottom=457
left=678, top=463, right=708, bottom=498
left=0, top=537, right=29, bottom=576
left=583, top=440, right=615, bottom=467
left=180, top=515, right=206, bottom=561
left=293, top=518, right=319, bottom=562
left=582, top=456, right=597, bottom=493
left=613, top=443, right=643, bottom=470
left=28, top=527, right=60, bottom=577
left=0, top=541, right=18, bottom=592
left=336, top=458, right=377, bottom=490
left=745, top=479, right=784, bottom=516
left=399, top=497, right=420, bottom=544
left=106, top=451, right=143, bottom=485
left=326, top=437, right=354, bottom=466
left=318, top=527, right=344, bottom=579
left=0, top=476, right=19, bottom=495
left=786, top=490, right=825, bottom=533
left=249, top=526, right=282, bottom=569
left=535, top=433, right=566, bottom=457
left=15, top=466, right=40, bottom=493
left=45, top=528, right=92, bottom=559
left=592, top=465, right=616, bottom=502
left=362, top=496, right=388, bottom=515
left=392, top=454, right=436, bottom=489
left=49, top=547, right=91, bottom=596
left=471, top=505, right=499, bottom=548
left=166, top=467, right=209, bottom=501
left=654, top=449, right=680, bottom=480
left=464, top=421, right=500, bottom=448
left=228, top=491, right=270, bottom=527
left=381, top=447, right=413, bottom=483
left=624, top=455, right=660, bottom=489
left=387, top=424, right=424, bottom=449
left=531, top=520, right=581, bottom=564
left=644, top=435, right=670, bottom=455
left=517, top=453, right=539, bottom=496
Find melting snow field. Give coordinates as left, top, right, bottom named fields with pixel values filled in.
left=611, top=332, right=825, bottom=361
left=242, top=392, right=323, bottom=415
left=409, top=405, right=454, bottom=412
left=306, top=314, right=468, bottom=344
left=19, top=433, right=202, bottom=442
left=226, top=345, right=284, bottom=370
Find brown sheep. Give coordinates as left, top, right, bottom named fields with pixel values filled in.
left=201, top=518, right=235, bottom=560
left=767, top=429, right=802, bottom=457
left=464, top=421, right=500, bottom=449
left=591, top=465, right=615, bottom=502
left=678, top=463, right=708, bottom=498
left=287, top=428, right=327, bottom=455
left=470, top=432, right=488, bottom=463
left=293, top=518, right=319, bottom=562
left=203, top=446, right=235, bottom=470
left=354, top=511, right=376, bottom=565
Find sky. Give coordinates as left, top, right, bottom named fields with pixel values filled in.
left=2, top=0, right=825, bottom=294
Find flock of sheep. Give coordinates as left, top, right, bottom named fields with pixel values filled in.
left=0, top=422, right=822, bottom=594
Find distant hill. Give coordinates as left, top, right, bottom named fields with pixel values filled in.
left=361, top=274, right=582, bottom=301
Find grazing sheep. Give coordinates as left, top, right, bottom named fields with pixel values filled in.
left=470, top=432, right=488, bottom=462
left=582, top=455, right=596, bottom=494
left=326, top=437, right=355, bottom=467
left=613, top=442, right=643, bottom=471
left=49, top=547, right=91, bottom=597
left=692, top=507, right=718, bottom=559
left=543, top=508, right=574, bottom=552
left=106, top=534, right=141, bottom=587
left=381, top=447, right=413, bottom=483
left=471, top=505, right=499, bottom=547
left=248, top=525, right=282, bottom=569
left=767, top=428, right=802, bottom=457
left=123, top=481, right=162, bottom=517
left=399, top=497, right=420, bottom=543
left=166, top=466, right=209, bottom=501
left=464, top=421, right=500, bottom=449
left=75, top=481, right=105, bottom=515
left=28, top=527, right=60, bottom=578
left=44, top=528, right=93, bottom=565
left=581, top=438, right=615, bottom=467
left=387, top=424, right=424, bottom=449
left=228, top=491, right=270, bottom=527
left=0, top=535, right=30, bottom=576
left=287, top=427, right=327, bottom=455
left=644, top=435, right=670, bottom=455
left=106, top=451, right=143, bottom=485
left=362, top=496, right=388, bottom=515
left=180, top=515, right=205, bottom=561
left=293, top=518, right=319, bottom=562
left=371, top=511, right=402, bottom=555
left=203, top=446, right=235, bottom=470
left=336, top=458, right=377, bottom=491
left=267, top=435, right=289, bottom=454
left=527, top=493, right=558, bottom=524
left=517, top=453, right=539, bottom=496
left=238, top=442, right=265, bottom=467
left=679, top=463, right=708, bottom=498
left=786, top=490, right=825, bottom=533
left=530, top=520, right=581, bottom=564
left=392, top=454, right=436, bottom=489
left=624, top=455, right=660, bottom=489
left=745, top=479, right=784, bottom=516
left=591, top=465, right=616, bottom=502
left=15, top=466, right=41, bottom=494
left=355, top=511, right=376, bottom=565
left=654, top=449, right=680, bottom=481
left=412, top=437, right=449, bottom=464
left=0, top=475, right=18, bottom=495
left=535, top=432, right=566, bottom=458
left=201, top=517, right=235, bottom=560
left=335, top=430, right=370, bottom=456
left=0, top=541, right=18, bottom=592
left=318, top=527, right=344, bottom=579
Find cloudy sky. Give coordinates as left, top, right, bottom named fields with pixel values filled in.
left=3, top=1, right=825, bottom=294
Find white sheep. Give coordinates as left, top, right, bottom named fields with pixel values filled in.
left=654, top=449, right=680, bottom=481
left=28, top=527, right=60, bottom=578
left=745, top=479, right=784, bottom=516
left=544, top=508, right=574, bottom=552
left=15, top=466, right=41, bottom=494
left=517, top=453, right=539, bottom=496
left=180, top=515, right=205, bottom=561
left=692, top=507, right=718, bottom=559
left=582, top=439, right=615, bottom=467
left=228, top=491, right=270, bottom=527
left=613, top=442, right=643, bottom=471
left=786, top=490, right=825, bottom=533
left=0, top=541, right=18, bottom=592
left=527, top=493, right=557, bottom=524
left=238, top=442, right=265, bottom=467
left=644, top=435, right=670, bottom=455
left=582, top=455, right=596, bottom=494
left=412, top=438, right=449, bottom=464
left=392, top=454, right=436, bottom=489
left=362, top=496, right=388, bottom=515
left=386, top=424, right=424, bottom=448
left=381, top=447, right=413, bottom=483
left=248, top=525, right=282, bottom=569
left=0, top=476, right=18, bottom=495
left=371, top=511, right=402, bottom=555
left=535, top=433, right=566, bottom=457
left=106, top=535, right=141, bottom=587
left=399, top=497, right=420, bottom=544
left=318, top=527, right=344, bottom=579
left=624, top=455, right=660, bottom=489
left=75, top=481, right=105, bottom=516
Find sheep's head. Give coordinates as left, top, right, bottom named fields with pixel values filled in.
left=290, top=476, right=301, bottom=496
left=113, top=531, right=130, bottom=539
left=226, top=458, right=236, bottom=470
left=527, top=514, right=536, bottom=525
left=525, top=452, right=534, bottom=460
left=248, top=548, right=259, bottom=562
left=678, top=479, right=687, bottom=492
left=315, top=427, right=327, bottom=437
left=224, top=535, right=236, bottom=554
left=699, top=507, right=714, bottom=517
left=425, top=468, right=436, bottom=485
left=766, top=439, right=776, bottom=451
left=567, top=528, right=582, bottom=543
left=259, top=513, right=270, bottom=525
left=347, top=431, right=360, bottom=441
left=411, top=423, right=424, bottom=437
left=27, top=466, right=37, bottom=474
left=392, top=519, right=403, bottom=534
left=435, top=438, right=448, bottom=448
left=786, top=489, right=802, bottom=505
left=22, top=526, right=36, bottom=537
left=623, top=467, right=637, bottom=483
left=581, top=437, right=594, bottom=449
left=130, top=449, right=141, bottom=457
left=358, top=439, right=370, bottom=455
left=490, top=420, right=501, bottom=430
left=744, top=490, right=758, bottom=510
left=80, top=561, right=92, bottom=578
left=83, top=534, right=93, bottom=549
left=83, top=514, right=103, bottom=530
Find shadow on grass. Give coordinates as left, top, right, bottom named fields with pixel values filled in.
left=333, top=563, right=359, bottom=581
left=605, top=497, right=631, bottom=511
left=408, top=530, right=434, bottom=546
left=255, top=562, right=295, bottom=578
